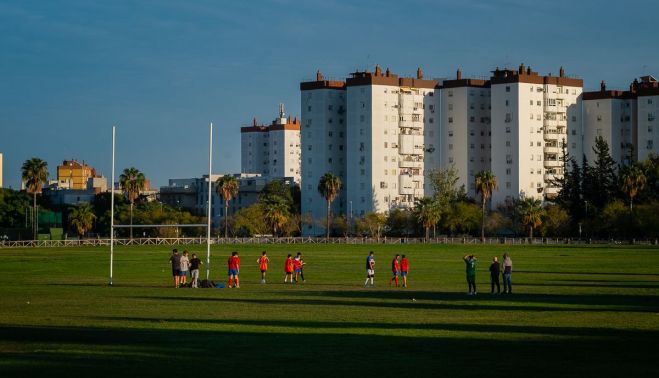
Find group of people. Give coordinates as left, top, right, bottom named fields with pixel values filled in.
left=463, top=253, right=513, bottom=295
left=168, top=249, right=203, bottom=288
left=168, top=249, right=513, bottom=295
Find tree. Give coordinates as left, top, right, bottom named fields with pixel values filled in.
left=21, top=158, right=49, bottom=240
left=317, top=173, right=342, bottom=239
left=556, top=157, right=583, bottom=221
left=119, top=167, right=145, bottom=239
left=262, top=198, right=289, bottom=236
left=233, top=204, right=269, bottom=237
left=215, top=175, right=239, bottom=238
left=540, top=204, right=571, bottom=237
left=517, top=197, right=545, bottom=238
left=68, top=202, right=96, bottom=238
left=444, top=202, right=481, bottom=236
left=356, top=212, right=386, bottom=239
left=620, top=165, right=647, bottom=212
left=415, top=197, right=441, bottom=240
left=584, top=137, right=617, bottom=210
left=474, top=170, right=497, bottom=241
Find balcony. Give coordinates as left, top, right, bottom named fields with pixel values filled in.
left=399, top=159, right=423, bottom=169
left=543, top=146, right=561, bottom=154
left=544, top=160, right=562, bottom=168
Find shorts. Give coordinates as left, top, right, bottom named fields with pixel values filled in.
left=392, top=271, right=399, bottom=276
left=367, top=269, right=375, bottom=276
left=179, top=270, right=188, bottom=277
left=172, top=269, right=180, bottom=277
left=285, top=270, right=293, bottom=274
left=260, top=269, right=267, bottom=273
left=401, top=271, right=408, bottom=277
left=228, top=269, right=239, bottom=276
left=294, top=268, right=302, bottom=273
left=191, top=269, right=199, bottom=279
left=466, top=275, right=476, bottom=284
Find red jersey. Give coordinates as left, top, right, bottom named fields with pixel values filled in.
left=401, top=258, right=409, bottom=272
left=228, top=255, right=240, bottom=270
left=293, top=257, right=302, bottom=269
left=285, top=258, right=294, bottom=273
left=258, top=256, right=269, bottom=271
left=392, top=258, right=400, bottom=273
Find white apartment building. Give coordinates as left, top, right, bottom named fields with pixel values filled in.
left=439, top=70, right=491, bottom=198
left=241, top=104, right=301, bottom=183
left=636, top=76, right=659, bottom=161
left=346, top=66, right=439, bottom=216
left=583, top=82, right=637, bottom=166
left=300, top=72, right=347, bottom=235
left=583, top=75, right=658, bottom=165
left=490, top=65, right=583, bottom=204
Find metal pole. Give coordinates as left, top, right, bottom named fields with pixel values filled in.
left=206, top=123, right=213, bottom=280
left=109, top=126, right=115, bottom=286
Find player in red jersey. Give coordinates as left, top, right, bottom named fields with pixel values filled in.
left=227, top=251, right=240, bottom=288
left=284, top=254, right=294, bottom=283
left=400, top=254, right=409, bottom=288
left=390, top=254, right=401, bottom=287
left=257, top=251, right=270, bottom=284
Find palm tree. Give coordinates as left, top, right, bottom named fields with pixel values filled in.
left=621, top=166, right=647, bottom=212
left=68, top=202, right=96, bottom=238
left=21, top=158, right=49, bottom=240
left=215, top=175, right=239, bottom=238
left=262, top=199, right=289, bottom=237
left=475, top=170, right=497, bottom=242
left=517, top=197, right=545, bottom=239
left=415, top=197, right=441, bottom=240
left=119, top=167, right=146, bottom=239
left=317, top=173, right=342, bottom=239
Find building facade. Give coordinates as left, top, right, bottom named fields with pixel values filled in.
left=241, top=104, right=301, bottom=183
left=56, top=160, right=100, bottom=190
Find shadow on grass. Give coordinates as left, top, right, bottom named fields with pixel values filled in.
left=133, top=290, right=659, bottom=313
left=0, top=324, right=657, bottom=378
left=516, top=282, right=659, bottom=289
left=516, top=270, right=659, bottom=277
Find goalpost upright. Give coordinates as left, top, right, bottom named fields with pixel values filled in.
left=206, top=123, right=213, bottom=280
left=109, top=126, right=115, bottom=286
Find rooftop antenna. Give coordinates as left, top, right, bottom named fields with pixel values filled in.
left=279, top=103, right=285, bottom=118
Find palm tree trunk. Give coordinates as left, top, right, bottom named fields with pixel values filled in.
left=129, top=202, right=134, bottom=239
left=33, top=192, right=37, bottom=240
left=529, top=226, right=533, bottom=239
left=630, top=197, right=633, bottom=212
left=326, top=200, right=331, bottom=239
left=425, top=226, right=429, bottom=241
left=481, top=199, right=485, bottom=242
left=224, top=201, right=229, bottom=238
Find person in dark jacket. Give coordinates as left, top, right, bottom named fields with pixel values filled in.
left=489, top=256, right=501, bottom=294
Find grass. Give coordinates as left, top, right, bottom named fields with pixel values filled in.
left=1, top=243, right=658, bottom=377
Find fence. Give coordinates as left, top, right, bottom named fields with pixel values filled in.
left=1, top=236, right=657, bottom=248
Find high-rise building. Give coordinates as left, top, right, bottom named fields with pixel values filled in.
left=582, top=75, right=658, bottom=166
left=439, top=69, right=491, bottom=198
left=300, top=71, right=347, bottom=235
left=490, top=65, right=583, bottom=204
left=240, top=104, right=301, bottom=183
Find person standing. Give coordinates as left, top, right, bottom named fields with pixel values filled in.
left=293, top=253, right=303, bottom=283
left=502, top=253, right=513, bottom=294
left=364, top=251, right=375, bottom=287
left=400, top=254, right=409, bottom=288
left=489, top=256, right=501, bottom=294
left=227, top=251, right=240, bottom=288
left=257, top=251, right=270, bottom=284
left=389, top=254, right=401, bottom=287
left=169, top=249, right=181, bottom=288
left=284, top=254, right=294, bottom=283
left=463, top=254, right=478, bottom=295
left=297, top=252, right=307, bottom=283
left=179, top=251, right=190, bottom=287
left=189, top=253, right=202, bottom=288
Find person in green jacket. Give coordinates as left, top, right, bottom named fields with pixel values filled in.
left=463, top=254, right=478, bottom=295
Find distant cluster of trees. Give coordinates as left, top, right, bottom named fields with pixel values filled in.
left=2, top=138, right=658, bottom=240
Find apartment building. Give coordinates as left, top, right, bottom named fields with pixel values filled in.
left=56, top=160, right=102, bottom=190
left=299, top=71, right=347, bottom=235
left=439, top=69, right=491, bottom=198
left=240, top=104, right=301, bottom=183
left=490, top=65, right=583, bottom=204
left=582, top=75, right=658, bottom=165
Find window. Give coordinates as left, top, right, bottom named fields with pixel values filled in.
left=530, top=142, right=534, bottom=147
left=384, top=142, right=388, bottom=148
left=360, top=115, right=365, bottom=122
left=506, top=100, right=509, bottom=106
left=448, top=90, right=453, bottom=97
left=597, top=115, right=602, bottom=121
left=572, top=115, right=577, bottom=122
left=470, top=143, right=475, bottom=149
left=448, top=117, right=454, bottom=123
left=448, top=130, right=453, bottom=137
left=530, top=100, right=533, bottom=105
left=506, top=86, right=510, bottom=92
left=506, top=182, right=512, bottom=189
left=648, top=140, right=654, bottom=149
left=506, top=141, right=511, bottom=147
left=571, top=129, right=576, bottom=135
left=506, top=126, right=511, bottom=133
left=506, top=168, right=511, bottom=175
left=530, top=114, right=534, bottom=120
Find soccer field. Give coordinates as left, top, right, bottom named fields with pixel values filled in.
left=1, top=243, right=658, bottom=377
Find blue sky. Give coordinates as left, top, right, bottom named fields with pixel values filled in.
left=1, top=0, right=657, bottom=189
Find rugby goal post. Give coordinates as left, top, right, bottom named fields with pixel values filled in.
left=109, top=123, right=215, bottom=285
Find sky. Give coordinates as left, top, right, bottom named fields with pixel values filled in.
left=1, top=0, right=658, bottom=189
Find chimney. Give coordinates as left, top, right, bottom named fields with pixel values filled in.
left=385, top=67, right=391, bottom=77
left=456, top=68, right=462, bottom=80
left=519, top=63, right=525, bottom=74
left=316, top=70, right=323, bottom=81
left=600, top=80, right=606, bottom=92
left=252, top=117, right=257, bottom=126
left=527, top=66, right=531, bottom=75
left=416, top=67, right=424, bottom=79
left=559, top=66, right=565, bottom=77
left=375, top=64, right=382, bottom=76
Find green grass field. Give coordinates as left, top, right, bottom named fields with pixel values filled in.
left=1, top=243, right=658, bottom=377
